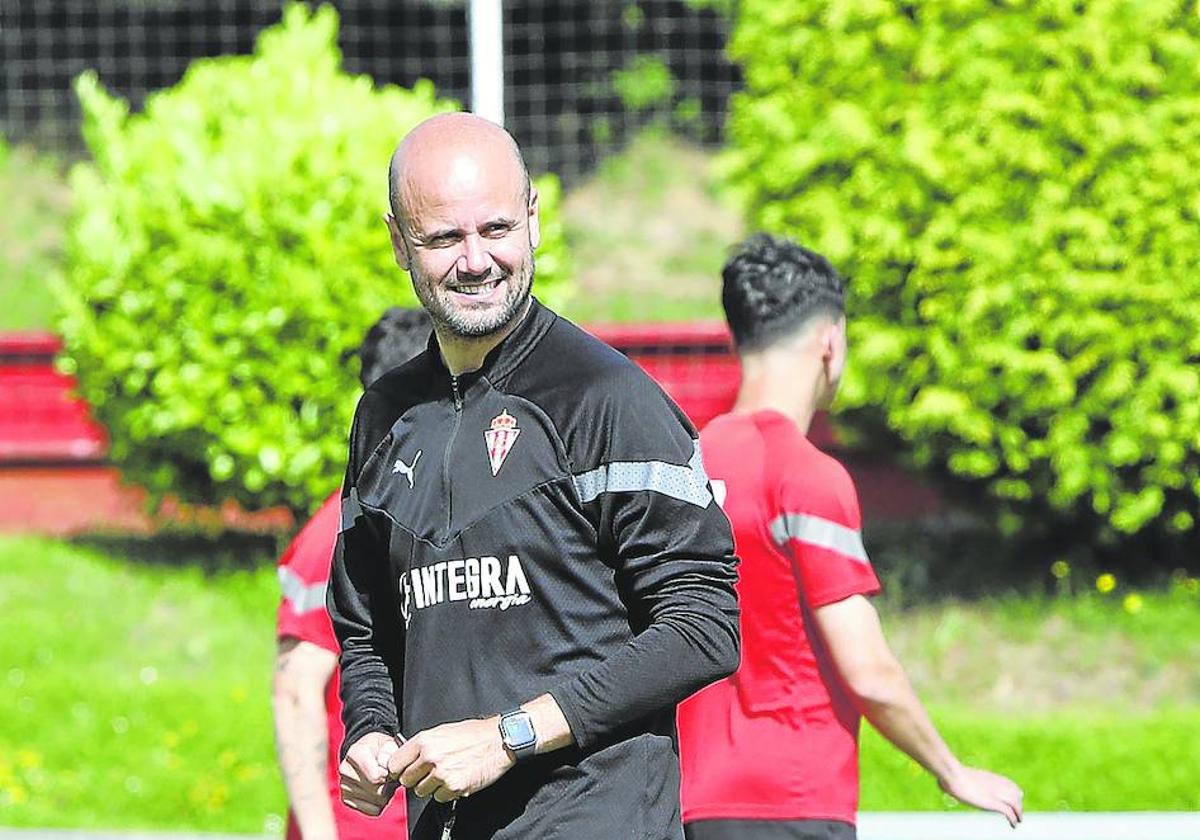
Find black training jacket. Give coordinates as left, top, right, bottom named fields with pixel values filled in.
left=329, top=299, right=740, bottom=840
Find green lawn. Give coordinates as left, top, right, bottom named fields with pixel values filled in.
left=0, top=535, right=285, bottom=832
left=861, top=707, right=1200, bottom=812
left=863, top=582, right=1200, bottom=811
left=558, top=129, right=736, bottom=326
left=1, top=534, right=1197, bottom=830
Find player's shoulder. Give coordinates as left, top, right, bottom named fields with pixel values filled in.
left=277, top=491, right=341, bottom=579
left=700, top=411, right=778, bottom=476
left=702, top=409, right=785, bottom=448
left=767, top=416, right=860, bottom=521
left=792, top=431, right=854, bottom=489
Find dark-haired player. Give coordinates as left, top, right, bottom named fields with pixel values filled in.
left=678, top=234, right=1023, bottom=840
left=273, top=306, right=431, bottom=840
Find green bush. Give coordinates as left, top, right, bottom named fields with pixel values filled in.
left=58, top=3, right=572, bottom=517
left=724, top=0, right=1200, bottom=546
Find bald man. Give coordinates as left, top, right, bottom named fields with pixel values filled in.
left=328, top=113, right=740, bottom=840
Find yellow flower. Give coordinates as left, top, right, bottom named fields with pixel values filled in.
left=235, top=763, right=263, bottom=782
left=1096, top=573, right=1117, bottom=594
left=208, top=782, right=229, bottom=810
left=1050, top=560, right=1070, bottom=579
left=1185, top=578, right=1199, bottom=595
left=1123, top=593, right=1144, bottom=614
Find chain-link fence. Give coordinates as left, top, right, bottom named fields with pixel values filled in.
left=0, top=0, right=738, bottom=183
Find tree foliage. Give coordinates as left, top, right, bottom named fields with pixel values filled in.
left=59, top=3, right=572, bottom=516
left=724, top=0, right=1200, bottom=543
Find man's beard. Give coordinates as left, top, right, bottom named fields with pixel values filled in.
left=411, top=253, right=534, bottom=339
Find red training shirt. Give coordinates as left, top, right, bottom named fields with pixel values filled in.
left=276, top=492, right=408, bottom=840
left=678, top=410, right=881, bottom=826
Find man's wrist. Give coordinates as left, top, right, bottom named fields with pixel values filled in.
left=521, top=694, right=574, bottom=754
left=481, top=715, right=520, bottom=768
left=935, top=756, right=966, bottom=788
left=497, top=708, right=538, bottom=761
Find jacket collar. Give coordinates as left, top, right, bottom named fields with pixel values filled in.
left=425, top=297, right=557, bottom=388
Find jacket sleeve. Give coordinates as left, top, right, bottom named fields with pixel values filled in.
left=547, top=371, right=740, bottom=750
left=327, top=407, right=405, bottom=758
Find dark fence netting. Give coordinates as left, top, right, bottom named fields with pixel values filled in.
left=0, top=0, right=739, bottom=183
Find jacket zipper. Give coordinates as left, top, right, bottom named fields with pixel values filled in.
left=443, top=374, right=463, bottom=540
left=441, top=801, right=457, bottom=839
left=430, top=377, right=464, bottom=838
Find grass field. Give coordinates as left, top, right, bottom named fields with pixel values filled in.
left=860, top=706, right=1200, bottom=812
left=0, top=536, right=284, bottom=832
left=2, top=534, right=1197, bottom=830
left=558, top=129, right=737, bottom=325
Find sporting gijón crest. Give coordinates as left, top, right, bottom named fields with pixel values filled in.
left=484, top=409, right=520, bottom=476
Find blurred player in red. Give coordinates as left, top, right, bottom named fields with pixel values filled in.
left=678, top=234, right=1024, bottom=840
left=273, top=307, right=430, bottom=840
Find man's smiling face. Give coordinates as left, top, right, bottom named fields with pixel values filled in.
left=387, top=125, right=540, bottom=339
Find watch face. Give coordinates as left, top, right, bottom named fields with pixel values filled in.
left=501, top=713, right=536, bottom=749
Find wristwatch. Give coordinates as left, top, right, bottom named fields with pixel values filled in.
left=498, top=708, right=537, bottom=761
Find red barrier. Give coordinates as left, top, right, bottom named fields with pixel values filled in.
left=1, top=325, right=750, bottom=465
left=0, top=332, right=108, bottom=463
left=592, top=322, right=740, bottom=432
left=0, top=326, right=939, bottom=535
left=590, top=322, right=837, bottom=447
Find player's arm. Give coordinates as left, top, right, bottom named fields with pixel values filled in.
left=385, top=693, right=571, bottom=803
left=328, top=407, right=406, bottom=814
left=272, top=636, right=338, bottom=840
left=813, top=595, right=1024, bottom=827
left=329, top=501, right=406, bottom=816
left=545, top=382, right=740, bottom=751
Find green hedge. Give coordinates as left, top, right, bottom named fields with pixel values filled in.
left=723, top=0, right=1200, bottom=545
left=58, top=3, right=572, bottom=517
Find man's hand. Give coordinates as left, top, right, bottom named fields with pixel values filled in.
left=339, top=731, right=402, bottom=816
left=939, top=765, right=1025, bottom=828
left=387, top=717, right=516, bottom=803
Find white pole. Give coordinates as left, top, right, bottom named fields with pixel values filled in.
left=468, top=0, right=505, bottom=127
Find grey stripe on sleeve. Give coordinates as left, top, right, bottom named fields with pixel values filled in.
left=769, top=512, right=870, bottom=564
left=278, top=566, right=329, bottom=615
left=573, top=440, right=713, bottom=508
left=339, top=486, right=362, bottom=534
